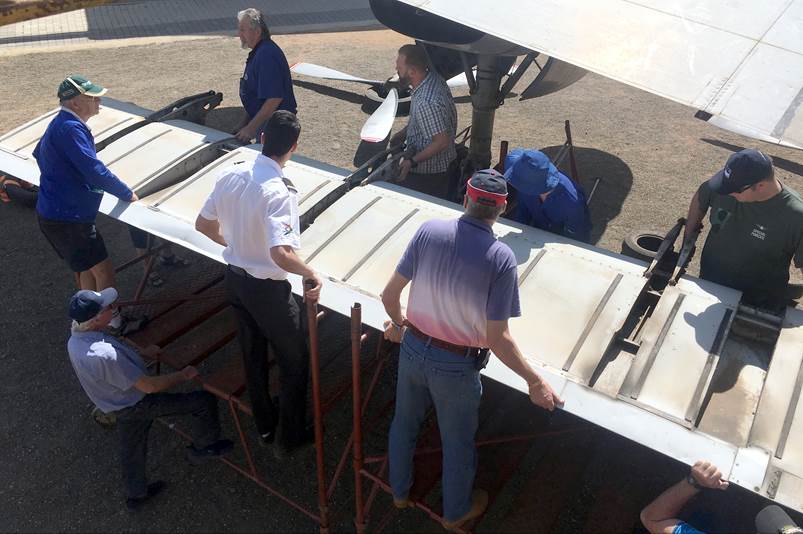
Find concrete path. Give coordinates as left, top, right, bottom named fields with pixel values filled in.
left=0, top=0, right=381, bottom=52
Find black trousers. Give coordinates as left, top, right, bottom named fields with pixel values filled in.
left=115, top=391, right=220, bottom=498
left=401, top=171, right=450, bottom=201
left=225, top=268, right=309, bottom=445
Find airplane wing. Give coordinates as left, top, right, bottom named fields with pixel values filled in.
left=396, top=0, right=803, bottom=149
left=3, top=100, right=803, bottom=515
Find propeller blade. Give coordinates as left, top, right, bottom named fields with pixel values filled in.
left=446, top=64, right=519, bottom=88
left=290, top=62, right=382, bottom=86
left=446, top=70, right=471, bottom=88
left=360, top=88, right=398, bottom=143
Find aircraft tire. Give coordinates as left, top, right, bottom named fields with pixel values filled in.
left=621, top=230, right=663, bottom=262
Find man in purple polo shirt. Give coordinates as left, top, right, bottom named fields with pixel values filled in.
left=381, top=169, right=564, bottom=531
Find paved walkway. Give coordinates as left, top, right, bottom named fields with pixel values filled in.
left=0, top=0, right=381, bottom=52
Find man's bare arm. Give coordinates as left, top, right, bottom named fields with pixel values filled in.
left=640, top=460, right=728, bottom=534
left=195, top=215, right=228, bottom=247
left=134, top=366, right=199, bottom=394
left=270, top=245, right=322, bottom=303
left=236, top=97, right=282, bottom=142
left=486, top=319, right=563, bottom=411
left=380, top=271, right=411, bottom=343
left=684, top=190, right=705, bottom=242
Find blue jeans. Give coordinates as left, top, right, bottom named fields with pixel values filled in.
left=389, top=332, right=483, bottom=521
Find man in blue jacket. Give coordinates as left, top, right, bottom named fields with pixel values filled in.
left=234, top=8, right=298, bottom=143
left=35, top=75, right=138, bottom=329
left=503, top=149, right=592, bottom=243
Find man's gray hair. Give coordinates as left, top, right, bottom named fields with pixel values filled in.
left=465, top=196, right=504, bottom=221
left=237, top=8, right=270, bottom=39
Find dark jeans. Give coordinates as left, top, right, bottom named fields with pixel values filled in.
left=401, top=171, right=450, bottom=201
left=225, top=268, right=309, bottom=445
left=389, top=332, right=482, bottom=521
left=115, top=391, right=220, bottom=498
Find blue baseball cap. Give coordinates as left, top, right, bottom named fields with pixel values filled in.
left=503, top=149, right=560, bottom=196
left=708, top=149, right=773, bottom=195
left=68, top=288, right=118, bottom=322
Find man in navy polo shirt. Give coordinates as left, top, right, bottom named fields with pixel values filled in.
left=380, top=169, right=564, bottom=531
left=34, top=74, right=138, bottom=330
left=234, top=8, right=298, bottom=143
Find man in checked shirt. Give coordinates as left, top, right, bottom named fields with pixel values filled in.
left=390, top=43, right=458, bottom=200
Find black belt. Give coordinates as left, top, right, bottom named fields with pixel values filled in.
left=227, top=264, right=255, bottom=278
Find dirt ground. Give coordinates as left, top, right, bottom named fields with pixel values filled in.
left=1, top=29, right=803, bottom=533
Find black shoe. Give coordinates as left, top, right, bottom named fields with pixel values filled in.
left=126, top=480, right=165, bottom=511
left=258, top=430, right=276, bottom=447
left=187, top=439, right=233, bottom=465
left=273, top=426, right=316, bottom=460
left=257, top=396, right=280, bottom=448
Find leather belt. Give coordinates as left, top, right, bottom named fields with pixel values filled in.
left=406, top=322, right=484, bottom=358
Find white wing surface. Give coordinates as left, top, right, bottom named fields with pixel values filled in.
left=398, top=0, right=803, bottom=148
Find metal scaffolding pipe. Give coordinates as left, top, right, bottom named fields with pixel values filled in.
left=350, top=303, right=367, bottom=534
left=305, top=282, right=329, bottom=533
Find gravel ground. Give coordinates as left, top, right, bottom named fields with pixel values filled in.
left=1, top=29, right=802, bottom=533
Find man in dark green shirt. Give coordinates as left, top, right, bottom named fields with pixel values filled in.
left=684, top=149, right=803, bottom=311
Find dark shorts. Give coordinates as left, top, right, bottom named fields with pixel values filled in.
left=38, top=216, right=108, bottom=273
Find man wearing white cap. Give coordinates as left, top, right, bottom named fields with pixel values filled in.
left=34, top=75, right=138, bottom=330
left=67, top=287, right=232, bottom=510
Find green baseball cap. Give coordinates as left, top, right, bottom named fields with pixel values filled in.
left=57, top=74, right=107, bottom=101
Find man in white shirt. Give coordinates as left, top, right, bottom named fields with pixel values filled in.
left=195, top=111, right=322, bottom=458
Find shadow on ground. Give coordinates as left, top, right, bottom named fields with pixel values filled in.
left=205, top=106, right=244, bottom=135
left=701, top=138, right=803, bottom=177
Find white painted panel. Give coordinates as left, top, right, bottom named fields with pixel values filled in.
left=0, top=98, right=148, bottom=157
left=98, top=119, right=229, bottom=192
left=149, top=147, right=261, bottom=224
left=401, top=0, right=752, bottom=106
left=629, top=0, right=790, bottom=40
left=514, top=249, right=633, bottom=372
left=306, top=196, right=420, bottom=280
left=629, top=285, right=729, bottom=421
left=568, top=274, right=647, bottom=382
left=708, top=44, right=803, bottom=145
left=775, top=471, right=803, bottom=512
left=750, top=309, right=803, bottom=453
left=731, top=446, right=770, bottom=492
left=399, top=0, right=803, bottom=147
left=764, top=0, right=803, bottom=54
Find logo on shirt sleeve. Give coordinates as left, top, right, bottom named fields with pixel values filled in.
left=282, top=222, right=294, bottom=236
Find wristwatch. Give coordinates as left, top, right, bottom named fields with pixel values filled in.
left=686, top=473, right=703, bottom=490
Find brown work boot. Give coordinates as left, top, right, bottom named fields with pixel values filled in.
left=441, top=489, right=488, bottom=532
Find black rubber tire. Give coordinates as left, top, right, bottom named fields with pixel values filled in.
left=621, top=230, right=665, bottom=262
